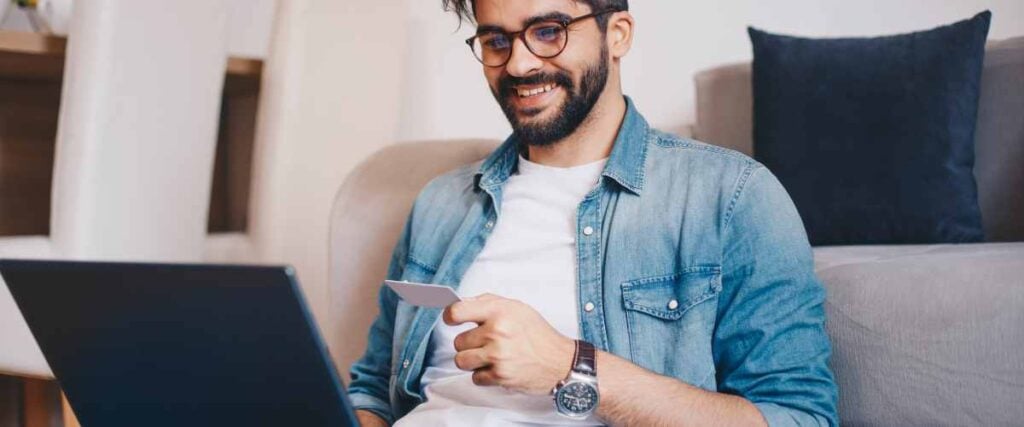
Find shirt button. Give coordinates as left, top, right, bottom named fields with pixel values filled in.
left=582, top=226, right=594, bottom=236
left=485, top=221, right=494, bottom=229
left=402, top=359, right=410, bottom=369
left=667, top=299, right=679, bottom=310
left=584, top=302, right=595, bottom=312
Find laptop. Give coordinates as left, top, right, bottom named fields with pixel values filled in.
left=0, top=259, right=360, bottom=427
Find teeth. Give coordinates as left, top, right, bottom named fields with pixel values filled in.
left=517, top=84, right=555, bottom=97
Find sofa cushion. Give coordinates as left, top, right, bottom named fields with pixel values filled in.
left=749, top=11, right=991, bottom=246
left=974, top=37, right=1024, bottom=241
left=813, top=242, right=1024, bottom=426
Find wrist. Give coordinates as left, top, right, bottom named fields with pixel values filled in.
left=552, top=336, right=576, bottom=386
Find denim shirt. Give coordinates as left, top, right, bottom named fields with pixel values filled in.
left=348, top=98, right=838, bottom=426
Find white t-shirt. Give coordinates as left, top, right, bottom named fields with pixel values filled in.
left=395, top=155, right=608, bottom=427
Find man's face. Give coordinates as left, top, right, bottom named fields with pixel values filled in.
left=474, top=0, right=610, bottom=146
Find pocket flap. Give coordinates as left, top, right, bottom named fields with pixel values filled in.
left=621, top=267, right=722, bottom=320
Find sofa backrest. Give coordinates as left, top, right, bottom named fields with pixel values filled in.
left=326, top=139, right=499, bottom=378
left=693, top=37, right=1024, bottom=242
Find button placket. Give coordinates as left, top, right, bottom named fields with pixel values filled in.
left=575, top=191, right=607, bottom=349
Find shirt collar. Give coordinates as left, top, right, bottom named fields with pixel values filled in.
left=476, top=96, right=649, bottom=195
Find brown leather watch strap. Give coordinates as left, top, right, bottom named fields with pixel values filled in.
left=574, top=340, right=596, bottom=376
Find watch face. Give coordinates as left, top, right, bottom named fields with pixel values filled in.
left=555, top=380, right=599, bottom=416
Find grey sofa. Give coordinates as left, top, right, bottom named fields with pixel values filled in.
left=693, top=37, right=1024, bottom=426
left=327, top=38, right=1023, bottom=426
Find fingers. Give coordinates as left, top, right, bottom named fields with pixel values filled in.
left=453, top=327, right=488, bottom=351
left=453, top=347, right=490, bottom=371
left=443, top=295, right=501, bottom=326
left=472, top=368, right=499, bottom=386
left=474, top=293, right=501, bottom=301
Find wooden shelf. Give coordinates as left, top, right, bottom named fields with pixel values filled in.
left=0, top=30, right=263, bottom=80
left=0, top=30, right=65, bottom=56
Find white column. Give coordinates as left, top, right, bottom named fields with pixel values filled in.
left=50, top=0, right=230, bottom=261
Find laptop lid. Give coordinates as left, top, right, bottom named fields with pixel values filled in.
left=0, top=260, right=358, bottom=427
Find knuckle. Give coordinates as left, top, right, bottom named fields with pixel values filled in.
left=453, top=352, right=467, bottom=370
left=492, top=365, right=510, bottom=381
left=485, top=328, right=503, bottom=341
left=490, top=341, right=506, bottom=357
left=447, top=304, right=461, bottom=320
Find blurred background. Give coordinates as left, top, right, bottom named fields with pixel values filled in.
left=0, top=0, right=1021, bottom=425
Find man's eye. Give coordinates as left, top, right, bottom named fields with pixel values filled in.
left=531, top=25, right=563, bottom=43
left=482, top=35, right=511, bottom=50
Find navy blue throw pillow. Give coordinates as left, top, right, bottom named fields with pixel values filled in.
left=749, top=11, right=991, bottom=246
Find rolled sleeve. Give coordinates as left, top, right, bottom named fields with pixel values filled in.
left=716, top=166, right=839, bottom=426
left=350, top=391, right=396, bottom=425
left=755, top=402, right=833, bottom=427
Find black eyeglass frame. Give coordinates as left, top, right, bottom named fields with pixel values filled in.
left=464, top=7, right=622, bottom=68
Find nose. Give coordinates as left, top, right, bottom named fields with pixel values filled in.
left=505, top=36, right=543, bottom=77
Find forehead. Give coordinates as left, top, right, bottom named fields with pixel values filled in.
left=474, top=0, right=591, bottom=29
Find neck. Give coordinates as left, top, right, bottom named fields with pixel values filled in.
left=525, top=90, right=627, bottom=168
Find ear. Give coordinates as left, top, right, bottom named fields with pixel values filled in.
left=606, top=11, right=634, bottom=59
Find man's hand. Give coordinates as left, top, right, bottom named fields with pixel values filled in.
left=355, top=409, right=388, bottom=427
left=443, top=293, right=575, bottom=395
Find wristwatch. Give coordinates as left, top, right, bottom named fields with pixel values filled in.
left=552, top=339, right=600, bottom=418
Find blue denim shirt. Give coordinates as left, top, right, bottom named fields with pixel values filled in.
left=348, top=98, right=838, bottom=426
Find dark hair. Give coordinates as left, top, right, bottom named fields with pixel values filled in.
left=442, top=0, right=628, bottom=29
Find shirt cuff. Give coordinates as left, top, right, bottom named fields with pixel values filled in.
left=349, top=392, right=394, bottom=425
left=754, top=402, right=832, bottom=427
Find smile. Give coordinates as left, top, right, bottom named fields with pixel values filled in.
left=516, top=84, right=557, bottom=98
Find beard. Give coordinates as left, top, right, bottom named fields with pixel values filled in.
left=491, top=46, right=610, bottom=147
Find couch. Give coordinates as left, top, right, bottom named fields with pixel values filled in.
left=692, top=37, right=1024, bottom=425
left=328, top=38, right=1024, bottom=425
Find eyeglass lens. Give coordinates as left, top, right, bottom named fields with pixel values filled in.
left=472, top=21, right=568, bottom=66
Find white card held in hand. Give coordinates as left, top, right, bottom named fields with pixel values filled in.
left=384, top=280, right=463, bottom=308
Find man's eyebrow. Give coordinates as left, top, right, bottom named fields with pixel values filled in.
left=475, top=11, right=574, bottom=35
left=523, top=11, right=573, bottom=28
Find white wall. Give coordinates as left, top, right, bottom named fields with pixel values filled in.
left=227, top=0, right=276, bottom=58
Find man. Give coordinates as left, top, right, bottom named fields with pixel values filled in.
left=349, top=1, right=838, bottom=425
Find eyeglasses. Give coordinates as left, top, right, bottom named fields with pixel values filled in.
left=465, top=8, right=621, bottom=68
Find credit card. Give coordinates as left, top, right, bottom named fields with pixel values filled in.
left=384, top=280, right=462, bottom=308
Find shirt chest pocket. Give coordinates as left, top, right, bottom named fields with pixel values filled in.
left=620, top=267, right=722, bottom=388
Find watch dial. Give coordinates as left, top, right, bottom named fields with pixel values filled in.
left=557, top=381, right=598, bottom=414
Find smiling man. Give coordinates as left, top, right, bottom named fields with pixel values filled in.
left=347, top=1, right=838, bottom=426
